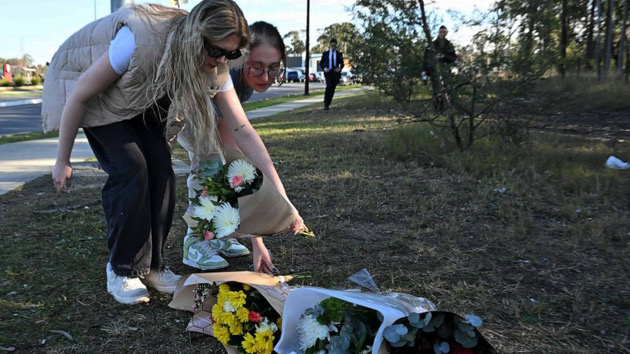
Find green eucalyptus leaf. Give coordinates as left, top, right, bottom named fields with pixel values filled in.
left=465, top=314, right=483, bottom=328
left=454, top=328, right=479, bottom=348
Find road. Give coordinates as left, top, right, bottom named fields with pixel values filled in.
left=0, top=82, right=326, bottom=136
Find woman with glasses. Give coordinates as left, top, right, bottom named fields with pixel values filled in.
left=42, top=1, right=305, bottom=305
left=180, top=21, right=288, bottom=274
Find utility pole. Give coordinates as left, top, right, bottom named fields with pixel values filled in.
left=304, top=0, right=310, bottom=95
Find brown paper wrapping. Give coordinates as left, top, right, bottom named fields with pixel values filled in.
left=168, top=271, right=294, bottom=315
left=184, top=145, right=297, bottom=237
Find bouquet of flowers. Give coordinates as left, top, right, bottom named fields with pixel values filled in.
left=210, top=282, right=282, bottom=354
left=183, top=146, right=313, bottom=239
left=169, top=272, right=294, bottom=354
left=187, top=158, right=263, bottom=241
left=275, top=287, right=436, bottom=354
left=296, top=297, right=381, bottom=353
left=383, top=311, right=497, bottom=354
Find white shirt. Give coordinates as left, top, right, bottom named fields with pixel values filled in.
left=109, top=26, right=233, bottom=92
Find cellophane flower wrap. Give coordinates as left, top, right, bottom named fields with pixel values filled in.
left=168, top=272, right=295, bottom=354
left=275, top=287, right=436, bottom=354
left=183, top=146, right=299, bottom=239
left=296, top=297, right=381, bottom=353
left=382, top=311, right=497, bottom=354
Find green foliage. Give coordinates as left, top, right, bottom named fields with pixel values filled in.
left=351, top=0, right=426, bottom=99
left=283, top=30, right=305, bottom=56
left=30, top=76, right=41, bottom=85
left=13, top=76, right=25, bottom=87
left=0, top=79, right=11, bottom=86
left=313, top=22, right=359, bottom=56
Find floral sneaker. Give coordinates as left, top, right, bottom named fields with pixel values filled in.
left=183, top=235, right=229, bottom=270
left=209, top=238, right=251, bottom=257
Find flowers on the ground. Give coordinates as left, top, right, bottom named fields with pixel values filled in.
left=296, top=297, right=381, bottom=354
left=210, top=282, right=282, bottom=354
left=188, top=159, right=263, bottom=241
left=383, top=312, right=497, bottom=354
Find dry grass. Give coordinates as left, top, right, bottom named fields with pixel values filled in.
left=1, top=90, right=629, bottom=353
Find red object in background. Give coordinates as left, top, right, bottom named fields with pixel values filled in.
left=3, top=64, right=12, bottom=82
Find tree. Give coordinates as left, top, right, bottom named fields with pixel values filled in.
left=312, top=22, right=359, bottom=55
left=283, top=31, right=305, bottom=56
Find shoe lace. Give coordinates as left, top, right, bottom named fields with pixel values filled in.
left=196, top=241, right=220, bottom=258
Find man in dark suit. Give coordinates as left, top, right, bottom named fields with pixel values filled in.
left=319, top=38, right=344, bottom=110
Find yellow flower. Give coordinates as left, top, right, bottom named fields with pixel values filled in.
left=237, top=307, right=250, bottom=322
left=254, top=330, right=275, bottom=354
left=228, top=290, right=247, bottom=308
left=276, top=317, right=282, bottom=328
left=229, top=320, right=244, bottom=336
left=218, top=310, right=236, bottom=325
left=213, top=324, right=230, bottom=345
left=219, top=283, right=231, bottom=293
left=212, top=303, right=225, bottom=323
left=243, top=284, right=251, bottom=291
left=241, top=333, right=256, bottom=354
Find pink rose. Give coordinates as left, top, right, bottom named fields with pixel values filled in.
left=230, top=175, right=244, bottom=188
left=201, top=186, right=208, bottom=197
left=204, top=230, right=214, bottom=240
left=248, top=311, right=262, bottom=323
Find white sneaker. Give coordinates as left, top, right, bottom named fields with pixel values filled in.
left=209, top=238, right=251, bottom=257
left=183, top=235, right=229, bottom=270
left=141, top=268, right=181, bottom=294
left=106, top=263, right=150, bottom=305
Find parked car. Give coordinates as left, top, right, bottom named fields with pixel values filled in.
left=286, top=70, right=305, bottom=83
left=309, top=71, right=324, bottom=82
left=340, top=71, right=354, bottom=85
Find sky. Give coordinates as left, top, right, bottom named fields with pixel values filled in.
left=0, top=0, right=496, bottom=66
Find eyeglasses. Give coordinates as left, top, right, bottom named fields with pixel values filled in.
left=245, top=63, right=283, bottom=78
left=203, top=41, right=242, bottom=60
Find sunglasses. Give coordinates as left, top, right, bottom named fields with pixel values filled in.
left=203, top=41, right=242, bottom=60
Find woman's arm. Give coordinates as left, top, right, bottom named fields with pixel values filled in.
left=214, top=87, right=305, bottom=233
left=53, top=51, right=121, bottom=192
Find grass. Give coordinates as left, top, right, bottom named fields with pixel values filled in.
left=1, top=85, right=629, bottom=352
left=0, top=85, right=362, bottom=145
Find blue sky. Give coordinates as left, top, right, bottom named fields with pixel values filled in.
left=1, top=0, right=494, bottom=65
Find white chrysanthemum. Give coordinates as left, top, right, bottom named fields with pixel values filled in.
left=227, top=160, right=257, bottom=185
left=297, top=314, right=329, bottom=351
left=194, top=195, right=218, bottom=221
left=213, top=203, right=240, bottom=238
left=223, top=299, right=236, bottom=313
left=256, top=317, right=278, bottom=333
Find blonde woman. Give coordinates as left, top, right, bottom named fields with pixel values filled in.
left=42, top=1, right=305, bottom=305
left=180, top=21, right=288, bottom=273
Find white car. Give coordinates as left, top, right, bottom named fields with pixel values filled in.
left=340, top=71, right=354, bottom=85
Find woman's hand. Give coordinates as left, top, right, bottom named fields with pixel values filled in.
left=52, top=161, right=73, bottom=193
left=289, top=210, right=306, bottom=234
left=251, top=237, right=278, bottom=275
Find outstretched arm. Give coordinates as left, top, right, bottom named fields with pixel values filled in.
left=214, top=87, right=305, bottom=234
left=53, top=52, right=120, bottom=192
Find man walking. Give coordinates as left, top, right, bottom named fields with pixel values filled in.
left=421, top=26, right=457, bottom=108
left=320, top=38, right=344, bottom=110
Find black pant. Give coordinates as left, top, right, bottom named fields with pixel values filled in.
left=84, top=100, right=175, bottom=277
left=324, top=71, right=340, bottom=108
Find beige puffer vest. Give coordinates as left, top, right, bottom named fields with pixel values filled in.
left=41, top=6, right=230, bottom=140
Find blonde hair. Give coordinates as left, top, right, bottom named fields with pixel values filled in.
left=148, top=0, right=249, bottom=155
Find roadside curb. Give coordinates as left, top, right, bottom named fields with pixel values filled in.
left=0, top=99, right=42, bottom=107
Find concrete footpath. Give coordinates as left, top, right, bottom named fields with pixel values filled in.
left=0, top=87, right=368, bottom=195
